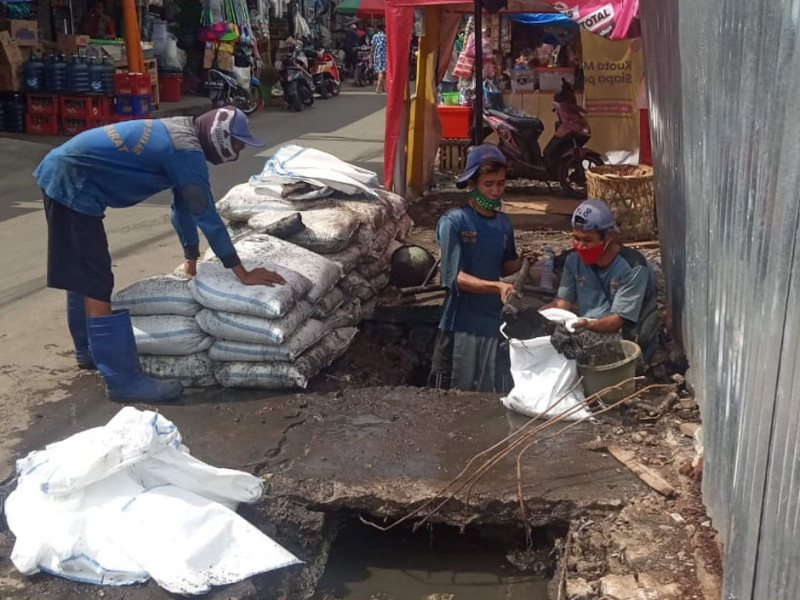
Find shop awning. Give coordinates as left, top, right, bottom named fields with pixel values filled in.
left=510, top=13, right=579, bottom=27
left=335, top=0, right=362, bottom=15
left=357, top=0, right=386, bottom=18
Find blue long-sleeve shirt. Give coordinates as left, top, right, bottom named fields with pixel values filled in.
left=33, top=117, right=239, bottom=267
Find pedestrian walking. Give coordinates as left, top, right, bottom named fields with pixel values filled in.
left=34, top=107, right=285, bottom=403
left=372, top=23, right=387, bottom=93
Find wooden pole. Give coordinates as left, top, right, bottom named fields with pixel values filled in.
left=123, top=0, right=144, bottom=73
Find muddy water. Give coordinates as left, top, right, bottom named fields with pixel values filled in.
left=314, top=522, right=549, bottom=600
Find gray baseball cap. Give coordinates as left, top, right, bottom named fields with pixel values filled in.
left=571, top=199, right=617, bottom=231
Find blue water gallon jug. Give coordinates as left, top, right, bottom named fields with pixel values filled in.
left=102, top=57, right=116, bottom=95
left=44, top=53, right=68, bottom=92
left=23, top=50, right=45, bottom=91
left=67, top=55, right=90, bottom=94
left=88, top=57, right=105, bottom=94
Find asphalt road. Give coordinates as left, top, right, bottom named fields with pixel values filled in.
left=0, top=88, right=386, bottom=479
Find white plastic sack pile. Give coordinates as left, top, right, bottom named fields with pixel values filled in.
left=501, top=309, right=589, bottom=421
left=112, top=275, right=202, bottom=318
left=251, top=144, right=380, bottom=198
left=4, top=407, right=300, bottom=595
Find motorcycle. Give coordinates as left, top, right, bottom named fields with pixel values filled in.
left=310, top=48, right=341, bottom=98
left=479, top=79, right=603, bottom=197
left=204, top=50, right=263, bottom=115
left=353, top=45, right=375, bottom=87
left=279, top=49, right=315, bottom=112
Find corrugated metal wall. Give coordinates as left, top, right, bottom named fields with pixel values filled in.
left=640, top=2, right=800, bottom=598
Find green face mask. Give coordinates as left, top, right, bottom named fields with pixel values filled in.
left=471, top=188, right=502, bottom=212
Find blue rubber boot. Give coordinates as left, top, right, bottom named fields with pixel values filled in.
left=88, top=310, right=183, bottom=403
left=66, top=292, right=95, bottom=370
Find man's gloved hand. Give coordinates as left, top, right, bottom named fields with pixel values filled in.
left=550, top=323, right=584, bottom=361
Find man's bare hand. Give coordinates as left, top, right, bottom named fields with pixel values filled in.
left=184, top=259, right=197, bottom=279
left=572, top=318, right=590, bottom=332
left=497, top=281, right=518, bottom=305
left=235, top=266, right=286, bottom=287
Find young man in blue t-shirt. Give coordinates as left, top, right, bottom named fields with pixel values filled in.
left=34, top=107, right=285, bottom=403
left=541, top=199, right=659, bottom=358
left=428, top=144, right=526, bottom=392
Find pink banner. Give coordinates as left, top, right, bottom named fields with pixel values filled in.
left=549, top=1, right=640, bottom=40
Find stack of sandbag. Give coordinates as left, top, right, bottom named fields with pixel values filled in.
left=111, top=275, right=216, bottom=387
left=190, top=234, right=363, bottom=389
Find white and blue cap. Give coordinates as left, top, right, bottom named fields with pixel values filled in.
left=456, top=144, right=506, bottom=189
left=231, top=108, right=265, bottom=147
left=571, top=199, right=618, bottom=232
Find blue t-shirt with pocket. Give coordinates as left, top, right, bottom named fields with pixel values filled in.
left=33, top=117, right=238, bottom=265
left=437, top=205, right=518, bottom=338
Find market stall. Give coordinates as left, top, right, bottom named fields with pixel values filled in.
left=384, top=0, right=644, bottom=196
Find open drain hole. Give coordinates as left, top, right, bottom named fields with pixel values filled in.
left=312, top=513, right=565, bottom=600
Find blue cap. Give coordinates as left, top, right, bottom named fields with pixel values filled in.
left=572, top=199, right=617, bottom=231
left=231, top=109, right=265, bottom=147
left=456, top=144, right=506, bottom=189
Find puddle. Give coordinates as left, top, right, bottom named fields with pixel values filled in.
left=314, top=519, right=550, bottom=600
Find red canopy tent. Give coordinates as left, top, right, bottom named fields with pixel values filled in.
left=357, top=0, right=386, bottom=18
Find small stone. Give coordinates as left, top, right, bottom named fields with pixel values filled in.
left=701, top=520, right=711, bottom=528
left=566, top=577, right=593, bottom=599
left=614, top=427, right=625, bottom=435
left=631, top=431, right=646, bottom=444
left=680, top=423, right=701, bottom=437
left=671, top=373, right=686, bottom=388
left=670, top=512, right=685, bottom=524
left=685, top=524, right=697, bottom=537
left=600, top=573, right=646, bottom=599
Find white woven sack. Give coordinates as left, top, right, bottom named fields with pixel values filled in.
left=285, top=206, right=361, bottom=254
left=195, top=302, right=313, bottom=346
left=311, top=287, right=347, bottom=318
left=234, top=234, right=343, bottom=303
left=189, top=259, right=311, bottom=319
left=365, top=221, right=399, bottom=262
left=214, top=327, right=358, bottom=389
left=209, top=319, right=326, bottom=362
left=323, top=300, right=363, bottom=330
left=325, top=243, right=368, bottom=274
left=139, top=353, right=217, bottom=388
left=112, top=275, right=201, bottom=317
left=395, top=213, right=414, bottom=242
left=335, top=198, right=388, bottom=231
left=341, top=272, right=376, bottom=302
left=358, top=240, right=402, bottom=279
left=131, top=315, right=212, bottom=356
left=376, top=189, right=408, bottom=219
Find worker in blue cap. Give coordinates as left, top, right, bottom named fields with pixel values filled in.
left=541, top=199, right=659, bottom=359
left=428, top=144, right=530, bottom=393
left=34, top=106, right=285, bottom=403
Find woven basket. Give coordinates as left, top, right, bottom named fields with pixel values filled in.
left=586, top=165, right=656, bottom=242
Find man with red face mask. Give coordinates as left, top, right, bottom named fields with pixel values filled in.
left=541, top=199, right=659, bottom=359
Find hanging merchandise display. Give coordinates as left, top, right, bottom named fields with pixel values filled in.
left=200, top=0, right=252, bottom=44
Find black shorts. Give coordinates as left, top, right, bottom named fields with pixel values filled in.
left=43, top=195, right=114, bottom=302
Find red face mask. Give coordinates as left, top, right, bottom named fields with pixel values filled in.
left=573, top=239, right=607, bottom=264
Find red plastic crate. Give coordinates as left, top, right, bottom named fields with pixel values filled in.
left=114, top=73, right=151, bottom=96
left=62, top=116, right=97, bottom=136
left=60, top=96, right=110, bottom=118
left=437, top=105, right=473, bottom=140
left=27, top=94, right=60, bottom=116
left=25, top=113, right=59, bottom=135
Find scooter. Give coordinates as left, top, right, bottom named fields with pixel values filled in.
left=353, top=45, right=375, bottom=87
left=204, top=50, right=263, bottom=115
left=479, top=79, right=603, bottom=197
left=311, top=48, right=341, bottom=98
left=279, top=49, right=315, bottom=112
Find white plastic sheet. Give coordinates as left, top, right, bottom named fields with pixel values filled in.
left=4, top=407, right=300, bottom=594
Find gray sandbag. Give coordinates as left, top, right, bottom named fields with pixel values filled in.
left=131, top=315, right=212, bottom=356
left=195, top=301, right=313, bottom=346
left=208, top=319, right=327, bottom=362
left=112, top=275, right=201, bottom=317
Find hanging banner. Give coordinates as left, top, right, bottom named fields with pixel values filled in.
left=580, top=31, right=643, bottom=156
left=548, top=1, right=640, bottom=40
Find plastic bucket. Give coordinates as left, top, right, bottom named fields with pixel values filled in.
left=441, top=91, right=459, bottom=105
left=158, top=75, right=183, bottom=102
left=578, top=340, right=641, bottom=403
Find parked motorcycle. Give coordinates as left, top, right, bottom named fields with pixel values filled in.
left=310, top=47, right=341, bottom=98
left=479, top=79, right=603, bottom=197
left=204, top=50, right=263, bottom=115
left=279, top=50, right=315, bottom=112
left=353, top=45, right=375, bottom=87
